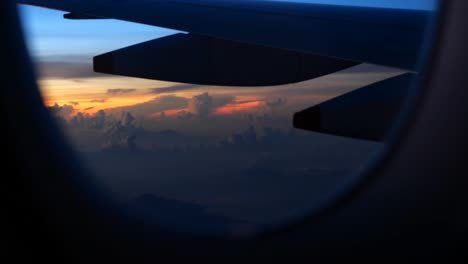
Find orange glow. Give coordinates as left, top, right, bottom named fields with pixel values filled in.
left=39, top=77, right=171, bottom=114
left=44, top=96, right=158, bottom=115
left=214, top=101, right=263, bottom=115
left=39, top=70, right=384, bottom=118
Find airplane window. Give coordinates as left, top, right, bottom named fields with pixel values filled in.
left=17, top=0, right=440, bottom=237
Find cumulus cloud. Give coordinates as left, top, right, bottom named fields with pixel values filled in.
left=70, top=112, right=85, bottom=128
left=70, top=110, right=107, bottom=129
left=107, top=88, right=136, bottom=96
left=149, top=84, right=200, bottom=94
left=188, top=92, right=235, bottom=118
left=188, top=92, right=213, bottom=117
left=120, top=112, right=135, bottom=127
left=66, top=109, right=139, bottom=150
left=48, top=103, right=74, bottom=119
left=93, top=110, right=107, bottom=129
left=103, top=112, right=137, bottom=150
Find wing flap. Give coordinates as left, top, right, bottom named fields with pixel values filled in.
left=94, top=33, right=358, bottom=86
left=293, top=73, right=415, bottom=141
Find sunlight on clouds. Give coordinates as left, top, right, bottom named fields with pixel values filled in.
left=37, top=63, right=405, bottom=117
left=39, top=77, right=181, bottom=114
left=214, top=101, right=264, bottom=115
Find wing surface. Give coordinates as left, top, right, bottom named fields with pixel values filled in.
left=18, top=0, right=430, bottom=70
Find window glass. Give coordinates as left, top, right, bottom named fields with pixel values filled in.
left=18, top=0, right=439, bottom=236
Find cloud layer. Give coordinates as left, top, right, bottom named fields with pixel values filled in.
left=149, top=84, right=200, bottom=94
left=35, top=60, right=99, bottom=79
left=107, top=88, right=137, bottom=96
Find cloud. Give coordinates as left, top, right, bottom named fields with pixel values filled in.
left=106, top=88, right=136, bottom=96
left=95, top=92, right=234, bottom=119
left=120, top=112, right=135, bottom=127
left=227, top=125, right=257, bottom=146
left=176, top=110, right=195, bottom=120
left=48, top=103, right=74, bottom=119
left=70, top=112, right=85, bottom=128
left=105, top=95, right=189, bottom=116
left=90, top=99, right=108, bottom=103
left=92, top=110, right=107, bottom=129
left=35, top=61, right=99, bottom=79
left=149, top=84, right=200, bottom=94
left=265, top=98, right=287, bottom=109
left=102, top=112, right=137, bottom=150
left=188, top=92, right=213, bottom=117
left=84, top=107, right=95, bottom=111
left=69, top=110, right=107, bottom=129
left=188, top=92, right=235, bottom=118
left=213, top=95, right=236, bottom=108
left=68, top=101, right=80, bottom=106
left=214, top=100, right=263, bottom=115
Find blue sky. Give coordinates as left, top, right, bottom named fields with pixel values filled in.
left=18, top=6, right=176, bottom=59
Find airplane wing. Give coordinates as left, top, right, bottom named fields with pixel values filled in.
left=18, top=0, right=429, bottom=71
left=17, top=0, right=432, bottom=140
